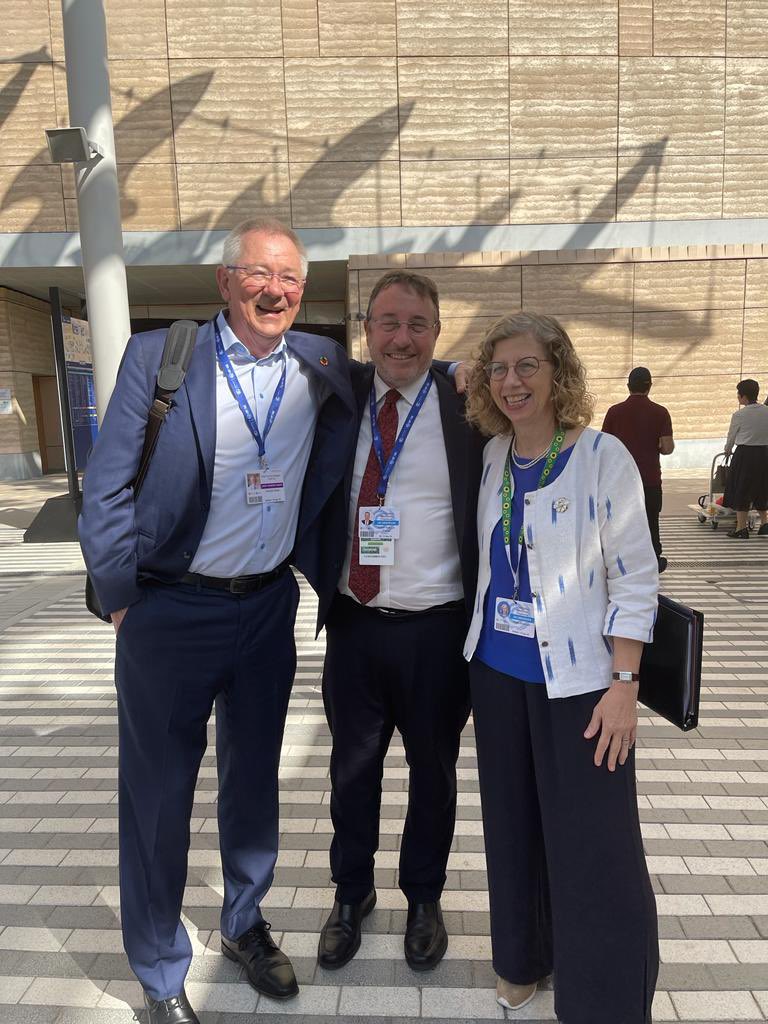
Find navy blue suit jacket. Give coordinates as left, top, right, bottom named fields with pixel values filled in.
left=79, top=319, right=356, bottom=616
left=312, top=361, right=486, bottom=633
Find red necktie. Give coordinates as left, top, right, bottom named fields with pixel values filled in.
left=348, top=388, right=401, bottom=604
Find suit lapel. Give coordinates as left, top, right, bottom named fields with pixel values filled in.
left=183, top=320, right=217, bottom=496
left=433, top=370, right=469, bottom=548
left=346, top=362, right=375, bottom=503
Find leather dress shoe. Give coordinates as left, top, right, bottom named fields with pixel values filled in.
left=404, top=900, right=448, bottom=971
left=221, top=921, right=298, bottom=999
left=317, top=889, right=376, bottom=969
left=143, top=989, right=199, bottom=1024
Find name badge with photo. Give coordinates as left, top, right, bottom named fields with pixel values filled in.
left=244, top=469, right=286, bottom=505
left=494, top=597, right=536, bottom=638
left=358, top=506, right=401, bottom=565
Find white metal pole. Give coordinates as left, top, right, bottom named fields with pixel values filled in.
left=61, top=0, right=131, bottom=421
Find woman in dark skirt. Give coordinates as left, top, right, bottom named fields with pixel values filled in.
left=723, top=378, right=768, bottom=538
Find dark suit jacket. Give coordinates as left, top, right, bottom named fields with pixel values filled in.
left=312, top=361, right=486, bottom=633
left=79, top=319, right=356, bottom=616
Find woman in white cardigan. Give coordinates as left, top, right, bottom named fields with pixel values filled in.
left=464, top=313, right=659, bottom=1024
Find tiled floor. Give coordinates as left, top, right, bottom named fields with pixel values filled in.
left=0, top=514, right=767, bottom=1024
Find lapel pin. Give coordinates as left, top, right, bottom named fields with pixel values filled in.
left=320, top=355, right=329, bottom=366
left=553, top=497, right=570, bottom=513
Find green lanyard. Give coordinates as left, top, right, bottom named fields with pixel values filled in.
left=502, top=428, right=566, bottom=553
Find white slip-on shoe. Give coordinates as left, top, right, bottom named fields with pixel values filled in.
left=496, top=975, right=538, bottom=1010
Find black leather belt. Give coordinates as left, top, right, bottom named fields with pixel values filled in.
left=338, top=593, right=464, bottom=619
left=179, top=562, right=289, bottom=594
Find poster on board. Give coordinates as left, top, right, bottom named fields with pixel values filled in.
left=61, top=316, right=98, bottom=469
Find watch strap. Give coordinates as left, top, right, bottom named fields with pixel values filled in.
left=612, top=671, right=640, bottom=683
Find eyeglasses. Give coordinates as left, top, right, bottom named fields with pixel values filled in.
left=367, top=317, right=439, bottom=337
left=225, top=265, right=306, bottom=293
left=485, top=356, right=551, bottom=381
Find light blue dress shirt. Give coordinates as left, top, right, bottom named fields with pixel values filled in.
left=189, top=312, right=324, bottom=577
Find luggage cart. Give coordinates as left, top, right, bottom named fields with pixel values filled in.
left=690, top=451, right=757, bottom=531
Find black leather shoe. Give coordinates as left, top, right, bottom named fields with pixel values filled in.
left=317, top=889, right=376, bottom=969
left=143, top=989, right=199, bottom=1024
left=221, top=921, right=298, bottom=999
left=404, top=900, right=448, bottom=971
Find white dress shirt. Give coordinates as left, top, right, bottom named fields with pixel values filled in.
left=190, top=312, right=323, bottom=577
left=338, top=370, right=463, bottom=611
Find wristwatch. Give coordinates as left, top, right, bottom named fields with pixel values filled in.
left=612, top=671, right=640, bottom=683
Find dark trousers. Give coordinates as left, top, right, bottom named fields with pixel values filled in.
left=470, top=659, right=658, bottom=1024
left=322, top=594, right=471, bottom=904
left=115, top=572, right=299, bottom=1000
left=643, top=485, right=663, bottom=560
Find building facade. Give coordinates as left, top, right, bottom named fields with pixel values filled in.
left=0, top=1, right=767, bottom=476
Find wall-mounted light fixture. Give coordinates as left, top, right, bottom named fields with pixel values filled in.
left=44, top=127, right=103, bottom=164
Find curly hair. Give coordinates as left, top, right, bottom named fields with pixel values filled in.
left=465, top=312, right=595, bottom=437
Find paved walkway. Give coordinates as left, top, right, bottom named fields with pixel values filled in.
left=0, top=500, right=767, bottom=1023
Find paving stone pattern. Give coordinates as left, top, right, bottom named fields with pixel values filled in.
left=0, top=518, right=767, bottom=1023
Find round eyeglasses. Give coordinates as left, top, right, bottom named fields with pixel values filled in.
left=225, top=265, right=306, bottom=294
left=485, top=356, right=551, bottom=381
left=367, top=317, right=439, bottom=337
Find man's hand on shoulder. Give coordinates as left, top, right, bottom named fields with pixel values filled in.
left=452, top=361, right=470, bottom=394
left=111, top=607, right=129, bottom=634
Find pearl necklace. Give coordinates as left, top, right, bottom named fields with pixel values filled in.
left=510, top=437, right=552, bottom=469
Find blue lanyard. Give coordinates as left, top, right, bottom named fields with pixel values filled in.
left=214, top=321, right=287, bottom=466
left=369, top=375, right=433, bottom=502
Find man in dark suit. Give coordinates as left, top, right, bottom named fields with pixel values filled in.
left=79, top=218, right=355, bottom=1024
left=315, top=271, right=485, bottom=973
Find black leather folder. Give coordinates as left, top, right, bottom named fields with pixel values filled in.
left=639, top=594, right=703, bottom=731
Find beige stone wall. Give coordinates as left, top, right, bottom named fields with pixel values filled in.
left=2, top=1, right=768, bottom=232
left=0, top=290, right=54, bottom=457
left=348, top=244, right=768, bottom=440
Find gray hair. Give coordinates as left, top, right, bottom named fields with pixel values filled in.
left=221, top=217, right=308, bottom=276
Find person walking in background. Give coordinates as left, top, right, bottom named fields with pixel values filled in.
left=464, top=313, right=659, bottom=1024
left=723, top=378, right=768, bottom=538
left=602, top=366, right=674, bottom=573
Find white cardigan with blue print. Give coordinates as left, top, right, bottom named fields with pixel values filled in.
left=464, top=427, right=659, bottom=700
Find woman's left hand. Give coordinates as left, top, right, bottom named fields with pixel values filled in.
left=584, top=683, right=639, bottom=771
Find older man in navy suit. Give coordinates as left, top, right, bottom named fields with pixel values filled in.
left=79, top=218, right=355, bottom=1024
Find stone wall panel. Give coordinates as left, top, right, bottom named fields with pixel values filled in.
left=619, top=58, right=725, bottom=156
left=616, top=155, right=723, bottom=221
left=290, top=161, right=401, bottom=228
left=634, top=260, right=746, bottom=312
left=742, top=308, right=768, bottom=376
left=176, top=162, right=290, bottom=229
left=285, top=58, right=399, bottom=163
left=652, top=0, right=726, bottom=56
left=400, top=161, right=509, bottom=226
left=508, top=0, right=617, bottom=55
left=725, top=60, right=768, bottom=155
left=522, top=264, right=634, bottom=315
left=396, top=1, right=508, bottom=56
left=633, top=309, right=743, bottom=378
left=165, top=0, right=283, bottom=58
left=398, top=57, right=509, bottom=160
left=510, top=157, right=616, bottom=224
left=170, top=59, right=286, bottom=163
left=317, top=0, right=396, bottom=56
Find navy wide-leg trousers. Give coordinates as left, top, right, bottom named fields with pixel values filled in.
left=114, top=572, right=299, bottom=1000
left=470, top=659, right=659, bottom=1024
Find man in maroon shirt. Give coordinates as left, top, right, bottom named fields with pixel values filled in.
left=602, top=367, right=674, bottom=573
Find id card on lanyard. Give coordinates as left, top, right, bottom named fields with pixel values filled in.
left=357, top=376, right=433, bottom=567
left=214, top=322, right=288, bottom=505
left=494, top=428, right=565, bottom=637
